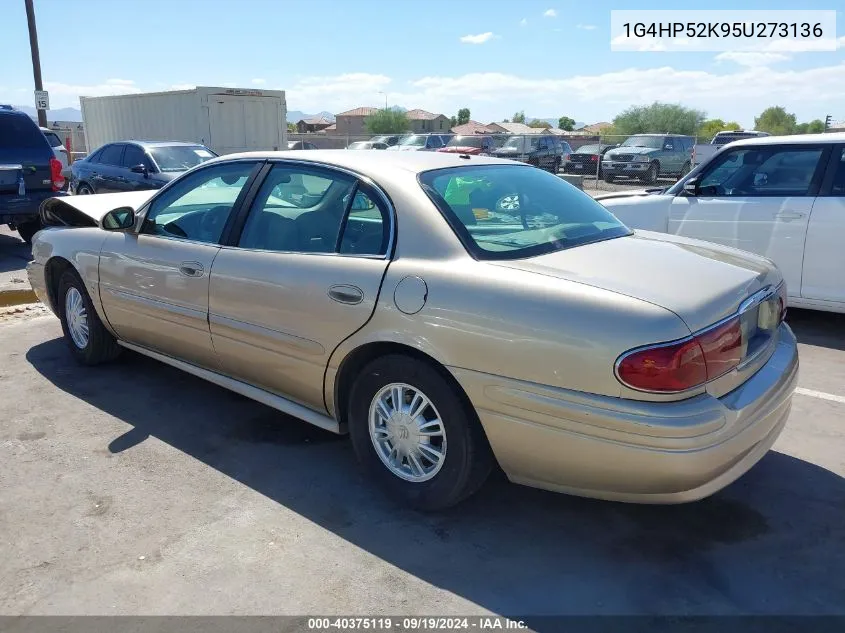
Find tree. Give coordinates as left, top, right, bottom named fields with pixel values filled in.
left=286, top=122, right=296, bottom=133
left=512, top=111, right=526, bottom=123
left=804, top=119, right=825, bottom=134
left=528, top=120, right=551, bottom=128
left=697, top=119, right=740, bottom=141
left=612, top=102, right=706, bottom=136
left=450, top=115, right=457, bottom=128
left=502, top=118, right=510, bottom=123
left=558, top=116, right=575, bottom=131
left=457, top=108, right=471, bottom=126
left=365, top=109, right=410, bottom=134
left=754, top=106, right=796, bottom=136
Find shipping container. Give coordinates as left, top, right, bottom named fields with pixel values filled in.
left=80, top=86, right=287, bottom=156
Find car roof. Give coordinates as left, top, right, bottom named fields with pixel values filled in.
left=726, top=132, right=845, bottom=147
left=212, top=149, right=520, bottom=175
left=125, top=140, right=206, bottom=148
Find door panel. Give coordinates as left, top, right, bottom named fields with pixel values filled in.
left=668, top=196, right=811, bottom=296
left=98, top=234, right=222, bottom=369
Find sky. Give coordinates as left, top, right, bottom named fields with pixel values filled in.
left=2, top=0, right=844, bottom=128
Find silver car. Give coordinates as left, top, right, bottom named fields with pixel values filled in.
left=28, top=151, right=798, bottom=510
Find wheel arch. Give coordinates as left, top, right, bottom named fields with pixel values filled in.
left=331, top=341, right=484, bottom=439
left=43, top=256, right=74, bottom=314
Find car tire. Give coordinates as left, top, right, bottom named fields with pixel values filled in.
left=553, top=157, right=562, bottom=173
left=57, top=269, right=121, bottom=366
left=16, top=219, right=41, bottom=245
left=348, top=354, right=494, bottom=511
left=641, top=162, right=659, bottom=184
left=76, top=183, right=94, bottom=195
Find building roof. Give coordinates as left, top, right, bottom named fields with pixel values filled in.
left=450, top=120, right=499, bottom=135
left=493, top=121, right=549, bottom=134
left=577, top=122, right=613, bottom=133
left=406, top=109, right=447, bottom=121
left=320, top=123, right=337, bottom=132
left=336, top=106, right=381, bottom=117
left=299, top=115, right=333, bottom=126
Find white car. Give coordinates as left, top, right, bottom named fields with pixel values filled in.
left=599, top=133, right=845, bottom=313
left=40, top=127, right=69, bottom=170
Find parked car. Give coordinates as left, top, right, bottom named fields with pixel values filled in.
left=347, top=141, right=388, bottom=150
left=388, top=134, right=450, bottom=151
left=369, top=135, right=402, bottom=147
left=692, top=130, right=771, bottom=168
left=438, top=135, right=495, bottom=155
left=288, top=141, right=318, bottom=150
left=0, top=105, right=65, bottom=243
left=565, top=143, right=617, bottom=176
left=601, top=134, right=694, bottom=184
left=492, top=135, right=566, bottom=172
left=41, top=128, right=70, bottom=171
left=29, top=150, right=797, bottom=510
left=599, top=133, right=845, bottom=312
left=70, top=141, right=217, bottom=195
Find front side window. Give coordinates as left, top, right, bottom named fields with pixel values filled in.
left=829, top=148, right=845, bottom=196
left=148, top=145, right=216, bottom=172
left=142, top=161, right=258, bottom=243
left=238, top=164, right=389, bottom=255
left=99, top=144, right=124, bottom=166
left=121, top=145, right=148, bottom=169
left=698, top=146, right=824, bottom=197
left=419, top=164, right=631, bottom=260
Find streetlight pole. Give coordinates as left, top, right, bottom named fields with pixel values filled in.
left=24, top=0, right=48, bottom=127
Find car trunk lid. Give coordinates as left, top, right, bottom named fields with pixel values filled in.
left=490, top=230, right=781, bottom=334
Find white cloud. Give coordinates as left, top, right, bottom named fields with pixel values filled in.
left=35, top=78, right=141, bottom=108
left=251, top=78, right=267, bottom=85
left=520, top=18, right=527, bottom=27
left=543, top=9, right=556, bottom=18
left=577, top=24, right=597, bottom=30
left=715, top=52, right=791, bottom=67
left=459, top=32, right=495, bottom=44
left=286, top=72, right=391, bottom=113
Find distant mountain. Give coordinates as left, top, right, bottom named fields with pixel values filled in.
left=12, top=105, right=83, bottom=122
left=287, top=110, right=335, bottom=123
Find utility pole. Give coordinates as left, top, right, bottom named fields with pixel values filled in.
left=24, top=0, right=48, bottom=127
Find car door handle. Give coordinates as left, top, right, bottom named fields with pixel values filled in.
left=179, top=262, right=204, bottom=277
left=774, top=211, right=806, bottom=220
left=328, top=285, right=364, bottom=305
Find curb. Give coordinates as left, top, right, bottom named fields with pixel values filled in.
left=0, top=287, right=38, bottom=308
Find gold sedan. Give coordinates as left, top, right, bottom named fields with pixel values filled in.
left=28, top=151, right=798, bottom=510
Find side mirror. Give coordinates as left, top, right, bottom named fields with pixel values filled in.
left=102, top=207, right=136, bottom=231
left=683, top=178, right=699, bottom=196
left=130, top=164, right=148, bottom=176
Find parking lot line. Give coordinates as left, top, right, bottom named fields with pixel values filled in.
left=795, top=387, right=845, bottom=404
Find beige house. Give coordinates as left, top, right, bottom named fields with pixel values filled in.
left=450, top=120, right=500, bottom=135
left=406, top=109, right=451, bottom=133
left=335, top=107, right=381, bottom=136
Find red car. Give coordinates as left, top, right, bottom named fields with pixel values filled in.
left=437, top=135, right=495, bottom=156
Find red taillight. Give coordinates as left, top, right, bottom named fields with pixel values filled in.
left=617, top=316, right=743, bottom=393
left=49, top=158, right=65, bottom=191
left=564, top=153, right=571, bottom=160
left=590, top=155, right=598, bottom=161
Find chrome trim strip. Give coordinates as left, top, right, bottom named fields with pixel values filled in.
left=613, top=282, right=783, bottom=395
left=117, top=340, right=343, bottom=434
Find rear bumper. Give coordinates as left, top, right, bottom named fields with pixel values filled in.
left=1, top=191, right=66, bottom=225
left=450, top=323, right=798, bottom=503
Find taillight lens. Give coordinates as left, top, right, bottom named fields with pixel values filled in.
left=564, top=153, right=571, bottom=160
left=50, top=158, right=65, bottom=191
left=590, top=155, right=598, bottom=161
left=617, top=316, right=744, bottom=393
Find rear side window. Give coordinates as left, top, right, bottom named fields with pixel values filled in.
left=99, top=144, right=124, bottom=165
left=0, top=114, right=49, bottom=149
left=44, top=132, right=63, bottom=148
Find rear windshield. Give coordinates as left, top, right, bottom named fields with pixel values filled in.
left=148, top=145, right=217, bottom=172
left=576, top=144, right=600, bottom=154
left=0, top=115, right=49, bottom=150
left=447, top=136, right=484, bottom=148
left=419, top=164, right=631, bottom=260
left=43, top=132, right=63, bottom=148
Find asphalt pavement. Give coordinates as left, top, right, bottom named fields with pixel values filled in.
left=0, top=309, right=843, bottom=617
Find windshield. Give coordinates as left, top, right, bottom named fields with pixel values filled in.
left=149, top=145, right=216, bottom=172
left=447, top=135, right=483, bottom=148
left=399, top=135, right=426, bottom=147
left=419, top=164, right=631, bottom=260
left=502, top=137, right=522, bottom=149
left=576, top=144, right=599, bottom=154
left=348, top=142, right=369, bottom=149
left=621, top=135, right=663, bottom=149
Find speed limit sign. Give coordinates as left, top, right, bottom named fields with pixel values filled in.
left=34, top=90, right=49, bottom=110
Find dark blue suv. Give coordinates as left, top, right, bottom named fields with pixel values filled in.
left=70, top=140, right=217, bottom=195
left=0, top=106, right=66, bottom=243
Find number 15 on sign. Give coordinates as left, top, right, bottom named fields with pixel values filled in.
left=34, top=90, right=49, bottom=110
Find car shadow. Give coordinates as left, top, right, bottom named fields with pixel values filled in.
left=25, top=338, right=845, bottom=618
left=787, top=308, right=845, bottom=352
left=0, top=232, right=32, bottom=274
